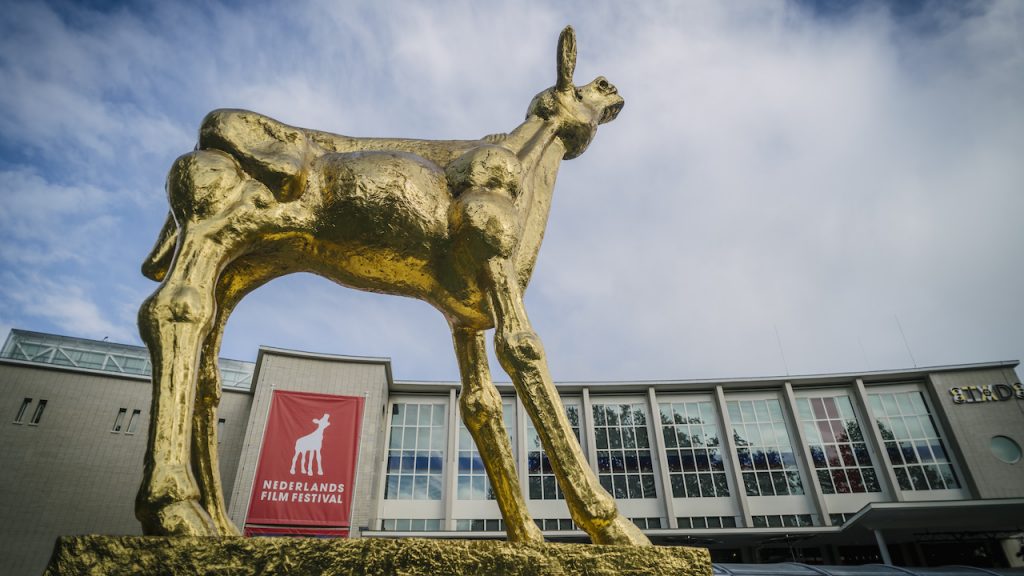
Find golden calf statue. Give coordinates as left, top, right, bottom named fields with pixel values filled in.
left=137, top=26, right=647, bottom=546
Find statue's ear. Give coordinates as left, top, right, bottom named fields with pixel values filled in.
left=556, top=25, right=576, bottom=92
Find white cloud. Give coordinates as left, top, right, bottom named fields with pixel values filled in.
left=1, top=0, right=1022, bottom=382
left=0, top=168, right=119, bottom=265
left=1, top=271, right=134, bottom=342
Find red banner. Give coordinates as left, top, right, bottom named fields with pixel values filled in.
left=244, top=526, right=350, bottom=538
left=245, top=391, right=364, bottom=530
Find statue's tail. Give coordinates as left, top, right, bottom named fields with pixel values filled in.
left=142, top=212, right=177, bottom=282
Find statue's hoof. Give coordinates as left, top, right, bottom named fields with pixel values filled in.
left=591, top=515, right=652, bottom=546
left=154, top=500, right=218, bottom=536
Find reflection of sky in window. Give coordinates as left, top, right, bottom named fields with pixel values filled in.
left=727, top=398, right=804, bottom=497
left=868, top=391, right=959, bottom=491
left=385, top=402, right=446, bottom=500
left=457, top=400, right=515, bottom=500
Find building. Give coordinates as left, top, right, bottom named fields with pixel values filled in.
left=2, top=328, right=1023, bottom=575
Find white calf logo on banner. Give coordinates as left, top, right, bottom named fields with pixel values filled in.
left=290, top=413, right=331, bottom=476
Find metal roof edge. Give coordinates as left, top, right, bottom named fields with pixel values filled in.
left=0, top=356, right=151, bottom=382
left=553, top=360, right=1021, bottom=389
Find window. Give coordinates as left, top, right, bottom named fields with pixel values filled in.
left=534, top=518, right=577, bottom=531
left=660, top=400, right=729, bottom=498
left=677, top=516, right=738, bottom=528
left=380, top=518, right=442, bottom=531
left=457, top=399, right=515, bottom=500
left=14, top=398, right=32, bottom=423
left=727, top=398, right=804, bottom=496
left=112, top=408, right=127, bottom=432
left=795, top=395, right=881, bottom=494
left=384, top=402, right=446, bottom=500
left=29, top=399, right=47, bottom=425
left=527, top=401, right=581, bottom=500
left=215, top=417, right=224, bottom=442
left=868, top=390, right=960, bottom=491
left=751, top=514, right=814, bottom=528
left=455, top=519, right=505, bottom=531
left=830, top=513, right=854, bottom=526
left=127, top=410, right=142, bottom=434
left=593, top=401, right=658, bottom=499
left=991, top=435, right=1022, bottom=464
left=631, top=517, right=663, bottom=529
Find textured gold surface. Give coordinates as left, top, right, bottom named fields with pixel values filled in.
left=137, top=26, right=645, bottom=545
left=44, top=536, right=711, bottom=576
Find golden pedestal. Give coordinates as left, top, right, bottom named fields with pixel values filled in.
left=44, top=536, right=710, bottom=576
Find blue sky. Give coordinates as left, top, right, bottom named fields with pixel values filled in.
left=1, top=0, right=1022, bottom=382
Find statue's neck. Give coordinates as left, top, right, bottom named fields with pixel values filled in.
left=504, top=116, right=558, bottom=164
left=501, top=115, right=567, bottom=287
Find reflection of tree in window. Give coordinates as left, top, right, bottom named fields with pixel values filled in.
left=527, top=403, right=580, bottom=500
left=384, top=403, right=446, bottom=501
left=868, top=391, right=959, bottom=491
left=457, top=400, right=515, bottom=500
left=660, top=400, right=729, bottom=499
left=796, top=395, right=881, bottom=494
left=592, top=402, right=658, bottom=499
left=727, top=399, right=804, bottom=497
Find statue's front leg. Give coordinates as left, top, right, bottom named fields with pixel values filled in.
left=484, top=258, right=651, bottom=546
left=452, top=325, right=544, bottom=544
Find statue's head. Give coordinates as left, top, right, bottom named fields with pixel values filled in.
left=526, top=26, right=624, bottom=159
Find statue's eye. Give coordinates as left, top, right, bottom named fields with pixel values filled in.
left=598, top=79, right=609, bottom=90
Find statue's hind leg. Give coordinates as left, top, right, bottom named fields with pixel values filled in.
left=483, top=258, right=651, bottom=546
left=452, top=326, right=544, bottom=544
left=191, top=258, right=282, bottom=535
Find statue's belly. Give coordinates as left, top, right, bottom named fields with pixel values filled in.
left=295, top=151, right=492, bottom=327
left=308, top=151, right=451, bottom=251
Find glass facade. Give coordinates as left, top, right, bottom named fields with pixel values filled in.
left=728, top=398, right=804, bottom=497
left=796, top=395, right=881, bottom=494
left=867, top=390, right=960, bottom=491
left=660, top=400, right=730, bottom=498
left=385, top=402, right=447, bottom=500
left=592, top=401, right=658, bottom=499
left=377, top=383, right=977, bottom=538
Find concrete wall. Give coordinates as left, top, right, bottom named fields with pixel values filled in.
left=0, top=361, right=251, bottom=576
left=226, top=349, right=389, bottom=536
left=927, top=366, right=1024, bottom=499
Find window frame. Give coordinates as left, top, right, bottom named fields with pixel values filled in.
left=864, top=382, right=967, bottom=498
left=792, top=389, right=883, bottom=496
left=14, top=397, right=32, bottom=424
left=28, top=399, right=47, bottom=425
left=589, top=396, right=661, bottom=501
left=657, top=395, right=733, bottom=501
